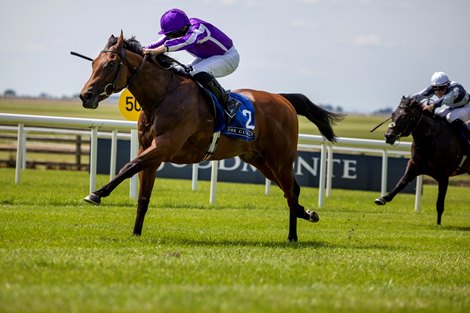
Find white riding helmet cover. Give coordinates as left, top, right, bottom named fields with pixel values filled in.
left=430, top=71, right=450, bottom=87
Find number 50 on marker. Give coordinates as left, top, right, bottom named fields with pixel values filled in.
left=118, top=89, right=142, bottom=121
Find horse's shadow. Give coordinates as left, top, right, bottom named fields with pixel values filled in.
left=438, top=225, right=470, bottom=232
left=138, top=236, right=403, bottom=252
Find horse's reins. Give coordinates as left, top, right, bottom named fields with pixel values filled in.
left=71, top=48, right=190, bottom=98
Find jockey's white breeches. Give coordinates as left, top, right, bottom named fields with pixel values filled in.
left=190, top=46, right=240, bottom=78
left=435, top=102, right=470, bottom=123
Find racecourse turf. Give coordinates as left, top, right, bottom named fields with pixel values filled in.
left=0, top=168, right=468, bottom=313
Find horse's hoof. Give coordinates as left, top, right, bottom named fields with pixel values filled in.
left=374, top=198, right=386, bottom=205
left=306, top=210, right=320, bottom=223
left=84, top=193, right=101, bottom=205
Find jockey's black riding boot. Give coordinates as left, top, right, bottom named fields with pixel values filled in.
left=451, top=119, right=470, bottom=155
left=193, top=72, right=241, bottom=124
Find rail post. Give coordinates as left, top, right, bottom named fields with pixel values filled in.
left=381, top=150, right=388, bottom=196
left=210, top=160, right=218, bottom=204
left=415, top=175, right=423, bottom=212
left=89, top=127, right=98, bottom=193
left=318, top=140, right=327, bottom=208
left=129, top=129, right=139, bottom=199
left=15, top=123, right=25, bottom=184
left=110, top=130, right=118, bottom=179
left=192, top=164, right=198, bottom=191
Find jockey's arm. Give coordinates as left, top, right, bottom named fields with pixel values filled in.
left=413, top=85, right=434, bottom=102
left=427, top=86, right=460, bottom=110
left=414, top=86, right=435, bottom=112
left=143, top=45, right=167, bottom=55
left=421, top=100, right=435, bottom=112
left=441, top=85, right=463, bottom=108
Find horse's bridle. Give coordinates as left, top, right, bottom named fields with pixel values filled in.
left=389, top=103, right=424, bottom=139
left=99, top=48, right=147, bottom=97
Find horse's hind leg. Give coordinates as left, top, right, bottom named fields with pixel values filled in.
left=244, top=155, right=317, bottom=242
left=436, top=177, right=449, bottom=225
left=133, top=165, right=159, bottom=236
left=278, top=171, right=319, bottom=242
left=292, top=179, right=319, bottom=223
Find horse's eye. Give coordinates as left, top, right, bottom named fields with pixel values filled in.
left=107, top=61, right=116, bottom=68
left=388, top=122, right=396, bottom=128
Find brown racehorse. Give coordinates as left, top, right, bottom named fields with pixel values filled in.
left=79, top=32, right=342, bottom=242
left=375, top=96, right=470, bottom=225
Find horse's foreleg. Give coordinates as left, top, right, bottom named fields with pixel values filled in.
left=133, top=165, right=159, bottom=236
left=375, top=161, right=419, bottom=205
left=84, top=142, right=168, bottom=205
left=84, top=157, right=145, bottom=205
left=436, top=177, right=449, bottom=225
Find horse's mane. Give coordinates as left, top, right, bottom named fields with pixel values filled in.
left=155, top=54, right=180, bottom=69
left=402, top=96, right=435, bottom=119
left=106, top=35, right=183, bottom=70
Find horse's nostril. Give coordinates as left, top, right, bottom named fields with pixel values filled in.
left=80, top=92, right=93, bottom=101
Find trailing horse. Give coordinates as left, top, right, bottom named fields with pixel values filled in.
left=375, top=96, right=470, bottom=225
left=79, top=32, right=342, bottom=242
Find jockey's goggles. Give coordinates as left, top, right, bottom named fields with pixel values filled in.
left=432, top=85, right=447, bottom=91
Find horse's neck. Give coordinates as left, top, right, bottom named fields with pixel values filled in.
left=412, top=114, right=442, bottom=143
left=127, top=60, right=176, bottom=112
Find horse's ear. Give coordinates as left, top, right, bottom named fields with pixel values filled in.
left=104, top=34, right=116, bottom=49
left=401, top=95, right=406, bottom=100
left=117, top=30, right=124, bottom=49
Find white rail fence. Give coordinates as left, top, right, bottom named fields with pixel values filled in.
left=0, top=113, right=423, bottom=211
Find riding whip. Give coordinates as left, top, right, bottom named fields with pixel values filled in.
left=70, top=51, right=93, bottom=62
left=369, top=117, right=392, bottom=133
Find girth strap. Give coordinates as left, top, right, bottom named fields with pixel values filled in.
left=202, top=131, right=221, bottom=161
left=452, top=155, right=468, bottom=175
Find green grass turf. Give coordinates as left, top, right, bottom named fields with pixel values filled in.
left=0, top=168, right=468, bottom=313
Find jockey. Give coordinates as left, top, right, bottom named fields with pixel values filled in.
left=143, top=8, right=241, bottom=123
left=414, top=71, right=470, bottom=148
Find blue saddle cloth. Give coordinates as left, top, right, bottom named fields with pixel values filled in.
left=210, top=92, right=256, bottom=142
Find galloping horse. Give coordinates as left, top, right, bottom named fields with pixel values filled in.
left=375, top=96, right=470, bottom=225
left=79, top=32, right=342, bottom=241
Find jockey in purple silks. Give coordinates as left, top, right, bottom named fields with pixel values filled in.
left=143, top=8, right=241, bottom=122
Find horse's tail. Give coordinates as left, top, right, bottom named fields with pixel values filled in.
left=279, top=93, right=343, bottom=142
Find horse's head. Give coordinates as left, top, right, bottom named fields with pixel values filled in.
left=80, top=31, right=141, bottom=109
left=384, top=96, right=423, bottom=145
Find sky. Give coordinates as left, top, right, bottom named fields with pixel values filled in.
left=1, top=0, right=469, bottom=113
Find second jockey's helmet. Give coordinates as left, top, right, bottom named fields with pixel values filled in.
left=158, top=8, right=190, bottom=35
left=430, top=71, right=450, bottom=87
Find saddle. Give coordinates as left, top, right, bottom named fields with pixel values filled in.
left=202, top=87, right=255, bottom=142
left=169, top=66, right=256, bottom=140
